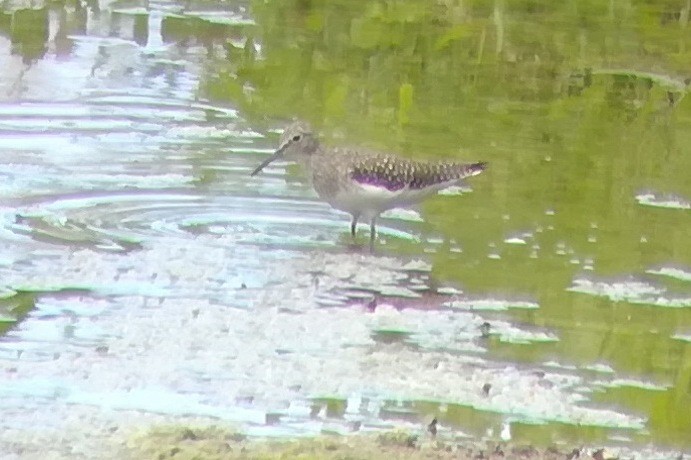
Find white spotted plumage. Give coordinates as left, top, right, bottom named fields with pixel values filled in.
left=250, top=121, right=487, bottom=249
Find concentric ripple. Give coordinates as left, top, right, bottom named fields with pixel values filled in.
left=4, top=191, right=370, bottom=251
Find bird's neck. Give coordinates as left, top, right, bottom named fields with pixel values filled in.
left=302, top=145, right=329, bottom=170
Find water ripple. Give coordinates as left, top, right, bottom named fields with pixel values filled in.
left=2, top=191, right=358, bottom=250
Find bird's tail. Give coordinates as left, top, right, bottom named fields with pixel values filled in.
left=407, top=161, right=487, bottom=190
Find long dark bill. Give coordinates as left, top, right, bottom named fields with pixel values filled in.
left=250, top=145, right=287, bottom=176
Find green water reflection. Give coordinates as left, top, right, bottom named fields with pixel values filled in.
left=202, top=0, right=691, bottom=447
left=0, top=292, right=35, bottom=336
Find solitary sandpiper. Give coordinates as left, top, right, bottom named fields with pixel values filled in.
left=251, top=121, right=487, bottom=248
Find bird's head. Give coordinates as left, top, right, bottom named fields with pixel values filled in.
left=250, top=121, right=320, bottom=176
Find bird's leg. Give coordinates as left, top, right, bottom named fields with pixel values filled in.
left=350, top=214, right=359, bottom=238
left=369, top=217, right=377, bottom=252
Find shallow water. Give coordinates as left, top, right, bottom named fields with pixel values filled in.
left=0, top=0, right=689, bottom=457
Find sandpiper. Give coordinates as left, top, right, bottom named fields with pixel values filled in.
left=251, top=121, right=487, bottom=249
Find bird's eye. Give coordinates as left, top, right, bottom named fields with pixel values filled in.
left=292, top=134, right=301, bottom=142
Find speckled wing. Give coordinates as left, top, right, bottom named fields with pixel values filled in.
left=350, top=155, right=487, bottom=192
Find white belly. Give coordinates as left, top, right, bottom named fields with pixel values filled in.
left=325, top=182, right=451, bottom=220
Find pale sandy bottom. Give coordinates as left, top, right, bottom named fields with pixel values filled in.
left=0, top=236, right=683, bottom=459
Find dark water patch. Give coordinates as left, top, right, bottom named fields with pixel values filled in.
left=0, top=291, right=36, bottom=335
left=593, top=381, right=690, bottom=449
left=370, top=329, right=411, bottom=345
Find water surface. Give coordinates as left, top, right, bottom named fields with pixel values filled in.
left=0, top=0, right=689, bottom=457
